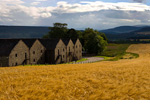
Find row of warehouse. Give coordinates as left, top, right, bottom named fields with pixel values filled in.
left=0, top=38, right=82, bottom=67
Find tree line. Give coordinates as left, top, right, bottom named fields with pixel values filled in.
left=43, top=23, right=108, bottom=55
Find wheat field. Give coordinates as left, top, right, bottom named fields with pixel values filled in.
left=0, top=44, right=150, bottom=100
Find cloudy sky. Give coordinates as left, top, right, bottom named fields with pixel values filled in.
left=0, top=0, right=150, bottom=29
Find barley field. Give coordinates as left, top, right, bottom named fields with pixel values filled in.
left=0, top=44, right=150, bottom=100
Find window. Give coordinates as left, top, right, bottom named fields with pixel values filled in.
left=41, top=50, right=43, bottom=53
left=33, top=59, right=36, bottom=62
left=58, top=49, right=59, bottom=55
left=25, top=53, right=27, bottom=58
left=15, top=62, right=18, bottom=66
left=69, top=47, right=70, bottom=52
left=73, top=46, right=74, bottom=49
left=63, top=48, right=65, bottom=52
left=33, top=51, right=35, bottom=54
left=63, top=55, right=65, bottom=58
left=76, top=45, right=77, bottom=48
left=15, top=54, right=17, bottom=57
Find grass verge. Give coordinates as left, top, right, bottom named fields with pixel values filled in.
left=99, top=43, right=139, bottom=61
left=76, top=58, right=88, bottom=62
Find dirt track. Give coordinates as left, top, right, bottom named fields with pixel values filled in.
left=79, top=57, right=104, bottom=63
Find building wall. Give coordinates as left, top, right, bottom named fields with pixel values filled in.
left=9, top=40, right=29, bottom=66
left=29, top=40, right=46, bottom=65
left=0, top=57, right=9, bottom=67
left=74, top=39, right=82, bottom=60
left=54, top=40, right=67, bottom=64
left=66, top=40, right=75, bottom=62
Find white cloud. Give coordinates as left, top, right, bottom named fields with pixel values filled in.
left=55, top=1, right=150, bottom=13
left=35, top=0, right=47, bottom=1
left=18, top=6, right=52, bottom=19
left=0, top=0, right=150, bottom=29
left=0, top=0, right=52, bottom=20
left=0, top=0, right=24, bottom=5
left=31, top=2, right=40, bottom=6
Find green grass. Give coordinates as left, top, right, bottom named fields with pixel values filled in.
left=76, top=58, right=88, bottom=62
left=101, top=43, right=130, bottom=57
left=95, top=56, right=113, bottom=61
left=100, top=43, right=139, bottom=61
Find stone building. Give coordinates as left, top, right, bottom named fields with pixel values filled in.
left=62, top=38, right=75, bottom=62
left=22, top=39, right=46, bottom=65
left=0, top=38, right=82, bottom=67
left=72, top=39, right=82, bottom=60
left=39, top=39, right=67, bottom=64
left=0, top=39, right=29, bottom=67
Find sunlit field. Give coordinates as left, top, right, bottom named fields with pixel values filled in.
left=0, top=44, right=150, bottom=100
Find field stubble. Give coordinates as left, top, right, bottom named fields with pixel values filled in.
left=0, top=44, right=150, bottom=100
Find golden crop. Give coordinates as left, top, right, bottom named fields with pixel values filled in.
left=0, top=44, right=150, bottom=100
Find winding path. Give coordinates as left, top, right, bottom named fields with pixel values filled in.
left=82, top=57, right=104, bottom=63
left=73, top=57, right=104, bottom=64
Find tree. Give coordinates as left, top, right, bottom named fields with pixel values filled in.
left=45, top=23, right=68, bottom=38
left=66, top=28, right=78, bottom=38
left=99, top=32, right=108, bottom=41
left=43, top=23, right=108, bottom=55
left=82, top=28, right=107, bottom=54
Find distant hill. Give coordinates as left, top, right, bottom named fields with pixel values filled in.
left=1, top=25, right=150, bottom=40
left=0, top=26, right=50, bottom=38
left=100, top=26, right=150, bottom=40
left=100, top=26, right=143, bottom=34
left=135, top=27, right=150, bottom=35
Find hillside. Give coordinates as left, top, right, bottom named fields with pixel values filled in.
left=100, top=26, right=143, bottom=34
left=101, top=26, right=150, bottom=40
left=1, top=25, right=150, bottom=40
left=0, top=44, right=150, bottom=100
left=136, top=27, right=150, bottom=35
left=0, top=26, right=49, bottom=38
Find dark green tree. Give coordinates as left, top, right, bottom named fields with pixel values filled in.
left=44, top=23, right=68, bottom=38
left=67, top=28, right=78, bottom=38
left=82, top=28, right=107, bottom=54
left=99, top=32, right=108, bottom=41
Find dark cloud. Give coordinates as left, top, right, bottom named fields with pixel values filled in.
left=132, top=0, right=146, bottom=3
left=36, top=10, right=150, bottom=30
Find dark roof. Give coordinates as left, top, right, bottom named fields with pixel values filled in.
left=72, top=38, right=78, bottom=44
left=61, top=38, right=71, bottom=46
left=39, top=39, right=61, bottom=50
left=0, top=39, right=20, bottom=56
left=22, top=39, right=36, bottom=48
